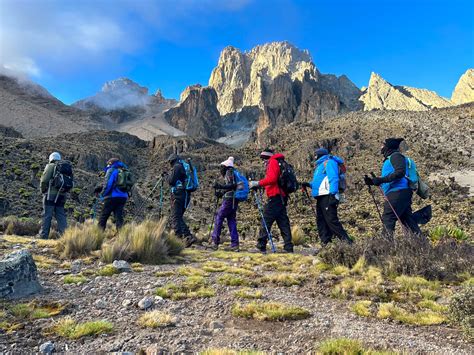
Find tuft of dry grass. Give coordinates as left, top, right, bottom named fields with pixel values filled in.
left=156, top=276, right=215, bottom=300
left=231, top=302, right=310, bottom=321
left=63, top=275, right=87, bottom=284
left=51, top=317, right=113, bottom=339
left=377, top=303, right=445, bottom=325
left=234, top=288, right=263, bottom=299
left=137, top=311, right=175, bottom=328
left=291, top=225, right=308, bottom=246
left=57, top=222, right=105, bottom=258
left=351, top=300, right=372, bottom=317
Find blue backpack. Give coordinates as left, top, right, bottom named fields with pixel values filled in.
left=405, top=156, right=419, bottom=190
left=233, top=169, right=249, bottom=202
left=180, top=159, right=199, bottom=192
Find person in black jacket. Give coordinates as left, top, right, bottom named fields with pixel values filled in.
left=166, top=154, right=196, bottom=247
left=364, top=138, right=421, bottom=236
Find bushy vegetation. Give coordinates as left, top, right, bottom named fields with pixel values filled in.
left=137, top=311, right=175, bottom=328
left=319, top=232, right=473, bottom=281
left=3, top=301, right=65, bottom=321
left=429, top=226, right=469, bottom=243
left=51, top=317, right=113, bottom=339
left=63, top=275, right=87, bottom=284
left=0, top=216, right=40, bottom=236
left=101, top=219, right=184, bottom=264
left=231, top=302, right=310, bottom=321
left=449, top=285, right=473, bottom=341
left=377, top=302, right=445, bottom=325
left=291, top=225, right=308, bottom=246
left=317, top=338, right=396, bottom=354
left=234, top=288, right=263, bottom=299
left=155, top=276, right=215, bottom=300
left=57, top=222, right=105, bottom=258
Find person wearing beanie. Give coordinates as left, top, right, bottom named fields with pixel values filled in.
left=166, top=153, right=197, bottom=247
left=39, top=152, right=68, bottom=238
left=210, top=156, right=240, bottom=251
left=96, top=157, right=129, bottom=230
left=249, top=148, right=294, bottom=253
left=364, top=138, right=421, bottom=236
left=301, top=148, right=352, bottom=245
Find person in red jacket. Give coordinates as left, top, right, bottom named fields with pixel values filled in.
left=249, top=148, right=294, bottom=253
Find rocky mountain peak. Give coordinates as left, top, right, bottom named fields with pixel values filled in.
left=101, top=77, right=149, bottom=95
left=451, top=69, right=474, bottom=105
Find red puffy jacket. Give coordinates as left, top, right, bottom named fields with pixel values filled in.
left=259, top=153, right=286, bottom=198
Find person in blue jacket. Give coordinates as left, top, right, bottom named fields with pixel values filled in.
left=364, top=138, right=421, bottom=236
left=95, top=158, right=129, bottom=230
left=302, top=148, right=352, bottom=245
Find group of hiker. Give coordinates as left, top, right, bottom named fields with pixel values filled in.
left=38, top=137, right=427, bottom=254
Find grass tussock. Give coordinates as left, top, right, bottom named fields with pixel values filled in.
left=200, top=349, right=265, bottom=355
left=259, top=273, right=305, bottom=287
left=32, top=254, right=58, bottom=269
left=155, top=270, right=174, bottom=277
left=202, top=261, right=228, bottom=272
left=51, top=317, right=113, bottom=339
left=101, top=219, right=184, bottom=264
left=137, top=311, right=175, bottom=328
left=317, top=338, right=398, bottom=355
left=231, top=302, right=310, bottom=321
left=0, top=216, right=40, bottom=236
left=5, top=301, right=65, bottom=320
left=352, top=300, right=372, bottom=317
left=155, top=276, right=215, bottom=300
left=57, top=222, right=105, bottom=258
left=234, top=288, right=263, bottom=299
left=291, top=225, right=308, bottom=246
left=63, top=274, right=87, bottom=284
left=377, top=303, right=445, bottom=325
left=96, top=264, right=119, bottom=276
left=177, top=266, right=208, bottom=277
left=218, top=274, right=252, bottom=287
left=449, top=285, right=473, bottom=341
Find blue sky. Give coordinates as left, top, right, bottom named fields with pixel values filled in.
left=1, top=0, right=473, bottom=104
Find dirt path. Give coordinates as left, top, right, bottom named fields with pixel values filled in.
left=0, top=241, right=472, bottom=354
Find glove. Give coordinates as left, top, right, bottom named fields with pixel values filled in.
left=161, top=171, right=168, bottom=177
left=94, top=186, right=103, bottom=194
left=364, top=175, right=374, bottom=186
left=301, top=182, right=311, bottom=188
left=249, top=181, right=260, bottom=190
left=372, top=177, right=382, bottom=186
left=329, top=194, right=339, bottom=206
left=215, top=190, right=224, bottom=198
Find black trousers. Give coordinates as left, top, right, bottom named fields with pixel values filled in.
left=171, top=190, right=191, bottom=238
left=316, top=195, right=352, bottom=245
left=257, top=195, right=293, bottom=252
left=382, top=189, right=421, bottom=235
left=99, top=197, right=127, bottom=230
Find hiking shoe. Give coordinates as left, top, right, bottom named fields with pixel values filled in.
left=250, top=247, right=267, bottom=254
left=184, top=235, right=197, bottom=248
left=209, top=243, right=219, bottom=251
left=280, top=249, right=294, bottom=254
left=224, top=245, right=240, bottom=252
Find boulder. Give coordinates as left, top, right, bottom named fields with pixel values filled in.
left=0, top=250, right=42, bottom=299
left=112, top=260, right=132, bottom=273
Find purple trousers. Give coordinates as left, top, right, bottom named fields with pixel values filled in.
left=211, top=198, right=239, bottom=247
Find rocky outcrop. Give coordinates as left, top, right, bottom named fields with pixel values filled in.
left=360, top=73, right=452, bottom=111
left=319, top=74, right=362, bottom=110
left=164, top=85, right=222, bottom=139
left=0, top=250, right=42, bottom=299
left=451, top=69, right=474, bottom=105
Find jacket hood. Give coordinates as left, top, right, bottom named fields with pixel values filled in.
left=104, top=161, right=126, bottom=172
left=316, top=155, right=344, bottom=165
left=270, top=153, right=285, bottom=160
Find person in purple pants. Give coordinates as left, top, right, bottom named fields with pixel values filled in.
left=211, top=156, right=240, bottom=252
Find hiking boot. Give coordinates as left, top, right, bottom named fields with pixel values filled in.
left=224, top=245, right=240, bottom=252
left=209, top=243, right=219, bottom=251
left=249, top=247, right=267, bottom=254
left=184, top=235, right=197, bottom=248
left=280, top=248, right=294, bottom=254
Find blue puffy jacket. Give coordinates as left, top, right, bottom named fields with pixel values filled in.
left=102, top=161, right=129, bottom=199
left=380, top=153, right=409, bottom=195
left=310, top=155, right=343, bottom=197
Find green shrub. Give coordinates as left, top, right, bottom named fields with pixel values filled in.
left=429, top=226, right=469, bottom=243
left=231, top=302, right=310, bottom=321
left=64, top=275, right=87, bottom=284
left=449, top=285, right=473, bottom=341
left=317, top=338, right=364, bottom=354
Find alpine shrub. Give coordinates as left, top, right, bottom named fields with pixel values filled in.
left=449, top=285, right=473, bottom=341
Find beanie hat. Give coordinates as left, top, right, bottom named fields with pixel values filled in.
left=315, top=148, right=329, bottom=157
left=384, top=138, right=404, bottom=150
left=220, top=156, right=234, bottom=167
left=107, top=157, right=119, bottom=166
left=49, top=152, right=61, bottom=163
left=260, top=148, right=274, bottom=159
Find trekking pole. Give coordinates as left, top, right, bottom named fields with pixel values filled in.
left=376, top=185, right=409, bottom=235
left=302, top=187, right=317, bottom=215
left=158, top=178, right=164, bottom=220
left=208, top=192, right=221, bottom=242
left=91, top=197, right=100, bottom=221
left=367, top=186, right=384, bottom=225
left=253, top=190, right=276, bottom=253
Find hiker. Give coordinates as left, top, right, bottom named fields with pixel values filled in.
left=364, top=138, right=422, bottom=236
left=211, top=157, right=240, bottom=251
left=249, top=149, right=294, bottom=253
left=301, top=148, right=352, bottom=245
left=166, top=153, right=197, bottom=247
left=39, top=152, right=70, bottom=239
left=95, top=158, right=129, bottom=230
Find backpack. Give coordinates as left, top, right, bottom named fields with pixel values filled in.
left=233, top=169, right=249, bottom=201
left=52, top=161, right=74, bottom=193
left=277, top=158, right=299, bottom=194
left=180, top=159, right=199, bottom=192
left=116, top=167, right=135, bottom=193
left=323, top=156, right=347, bottom=193
left=404, top=156, right=429, bottom=199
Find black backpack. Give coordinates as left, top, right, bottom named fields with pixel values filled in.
left=277, top=158, right=299, bottom=194
left=52, top=161, right=74, bottom=193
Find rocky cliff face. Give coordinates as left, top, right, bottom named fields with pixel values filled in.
left=164, top=84, right=222, bottom=139
left=452, top=69, right=474, bottom=105
left=360, top=73, right=452, bottom=111
left=209, top=42, right=360, bottom=141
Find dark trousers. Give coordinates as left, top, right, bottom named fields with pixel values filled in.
left=40, top=195, right=67, bottom=239
left=316, top=195, right=352, bottom=245
left=171, top=191, right=191, bottom=238
left=212, top=198, right=239, bottom=247
left=257, top=196, right=293, bottom=252
left=383, top=189, right=421, bottom=235
left=98, top=197, right=127, bottom=230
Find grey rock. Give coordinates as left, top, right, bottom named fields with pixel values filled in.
left=112, top=260, right=132, bottom=273
left=54, top=270, right=70, bottom=275
left=70, top=260, right=83, bottom=274
left=138, top=296, right=154, bottom=310
left=94, top=299, right=108, bottom=309
left=39, top=341, right=54, bottom=354
left=0, top=250, right=43, bottom=299
left=122, top=299, right=133, bottom=307
left=209, top=320, right=225, bottom=329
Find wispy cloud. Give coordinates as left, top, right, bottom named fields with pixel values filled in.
left=0, top=0, right=253, bottom=78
